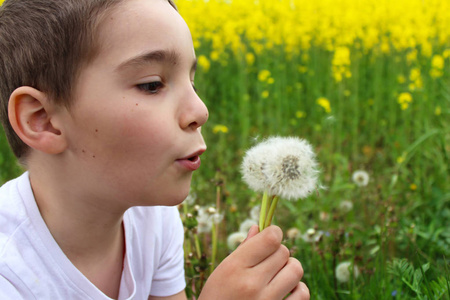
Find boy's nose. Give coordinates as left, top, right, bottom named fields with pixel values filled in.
left=180, top=89, right=209, bottom=130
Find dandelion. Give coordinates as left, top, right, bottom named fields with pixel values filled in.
left=184, top=192, right=197, bottom=206
left=196, top=206, right=223, bottom=233
left=319, top=211, right=330, bottom=221
left=352, top=170, right=369, bottom=187
left=301, top=228, right=323, bottom=243
left=335, top=261, right=360, bottom=283
left=196, top=210, right=213, bottom=233
left=250, top=205, right=260, bottom=221
left=339, top=200, right=354, bottom=213
left=286, top=227, right=301, bottom=240
left=239, top=218, right=258, bottom=233
left=241, top=136, right=320, bottom=230
left=227, top=231, right=247, bottom=250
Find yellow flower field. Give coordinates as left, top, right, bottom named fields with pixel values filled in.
left=177, top=0, right=450, bottom=57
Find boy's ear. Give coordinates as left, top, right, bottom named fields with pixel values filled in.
left=8, top=86, right=68, bottom=155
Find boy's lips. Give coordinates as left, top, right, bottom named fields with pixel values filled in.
left=176, top=149, right=206, bottom=171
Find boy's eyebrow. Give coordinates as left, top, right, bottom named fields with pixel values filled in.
left=116, top=49, right=197, bottom=72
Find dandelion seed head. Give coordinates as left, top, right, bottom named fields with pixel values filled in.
left=239, top=218, right=258, bottom=233
left=241, top=136, right=320, bottom=200
left=286, top=227, right=301, bottom=239
left=227, top=231, right=247, bottom=250
left=301, top=228, right=323, bottom=243
left=335, top=261, right=360, bottom=283
left=352, top=170, right=369, bottom=187
left=212, top=212, right=224, bottom=224
left=339, top=200, right=354, bottom=213
left=264, top=137, right=320, bottom=200
left=319, top=211, right=330, bottom=221
left=241, top=142, right=271, bottom=193
left=195, top=206, right=219, bottom=233
left=250, top=205, right=261, bottom=221
left=184, top=191, right=197, bottom=206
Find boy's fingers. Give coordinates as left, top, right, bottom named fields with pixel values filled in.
left=285, top=282, right=310, bottom=300
left=268, top=257, right=304, bottom=299
left=258, top=244, right=290, bottom=282
left=233, top=225, right=283, bottom=267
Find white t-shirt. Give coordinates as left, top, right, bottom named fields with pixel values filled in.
left=0, top=172, right=186, bottom=299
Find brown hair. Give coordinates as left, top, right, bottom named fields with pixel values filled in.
left=0, top=0, right=177, bottom=161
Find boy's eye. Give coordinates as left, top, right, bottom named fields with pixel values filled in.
left=137, top=81, right=164, bottom=94
left=192, top=84, right=197, bottom=92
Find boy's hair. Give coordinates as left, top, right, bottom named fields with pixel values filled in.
left=0, top=0, right=177, bottom=161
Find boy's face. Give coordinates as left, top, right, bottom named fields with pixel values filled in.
left=60, top=0, right=208, bottom=207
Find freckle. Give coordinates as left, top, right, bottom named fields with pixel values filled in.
left=95, top=129, right=98, bottom=133
left=82, top=149, right=85, bottom=153
left=92, top=155, right=96, bottom=158
left=136, top=103, right=139, bottom=106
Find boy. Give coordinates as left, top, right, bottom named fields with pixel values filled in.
left=0, top=0, right=310, bottom=299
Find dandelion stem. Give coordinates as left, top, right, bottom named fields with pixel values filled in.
left=194, top=233, right=201, bottom=259
left=264, top=196, right=279, bottom=228
left=259, top=191, right=269, bottom=230
left=210, top=222, right=217, bottom=274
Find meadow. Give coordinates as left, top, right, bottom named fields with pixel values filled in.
left=1, top=0, right=449, bottom=299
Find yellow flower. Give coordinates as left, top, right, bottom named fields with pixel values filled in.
left=397, top=75, right=406, bottom=84
left=430, top=55, right=444, bottom=78
left=210, top=51, right=220, bottom=61
left=406, top=50, right=418, bottom=64
left=410, top=183, right=417, bottom=191
left=298, top=66, right=308, bottom=73
left=332, top=47, right=351, bottom=82
left=296, top=111, right=306, bottom=118
left=443, top=49, right=450, bottom=59
left=197, top=55, right=210, bottom=72
left=397, top=92, right=413, bottom=110
left=317, top=97, right=331, bottom=113
left=261, top=90, right=270, bottom=98
left=409, top=68, right=421, bottom=82
left=212, top=124, right=229, bottom=134
left=245, top=53, right=255, bottom=66
left=431, top=55, right=444, bottom=69
left=258, top=70, right=271, bottom=82
left=435, top=106, right=442, bottom=116
left=430, top=69, right=443, bottom=78
left=397, top=152, right=407, bottom=164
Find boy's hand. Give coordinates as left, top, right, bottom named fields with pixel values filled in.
left=199, top=225, right=310, bottom=300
